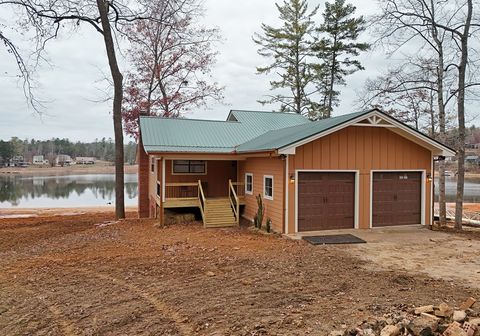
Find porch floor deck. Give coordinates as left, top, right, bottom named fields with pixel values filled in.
left=163, top=196, right=245, bottom=209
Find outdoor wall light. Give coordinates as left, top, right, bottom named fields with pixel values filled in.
left=426, top=173, right=432, bottom=182
left=289, top=174, right=295, bottom=183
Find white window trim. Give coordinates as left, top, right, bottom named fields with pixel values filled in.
left=171, top=160, right=208, bottom=175
left=245, top=173, right=253, bottom=195
left=150, top=157, right=155, bottom=173
left=263, top=175, right=274, bottom=200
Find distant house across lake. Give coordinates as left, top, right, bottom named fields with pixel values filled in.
left=55, top=154, right=73, bottom=166
left=465, top=155, right=480, bottom=165
left=32, top=155, right=49, bottom=165
left=76, top=157, right=96, bottom=165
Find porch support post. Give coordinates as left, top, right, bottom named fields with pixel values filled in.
left=162, top=158, right=166, bottom=203
left=159, top=157, right=165, bottom=226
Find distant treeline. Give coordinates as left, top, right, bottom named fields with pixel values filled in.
left=0, top=137, right=137, bottom=164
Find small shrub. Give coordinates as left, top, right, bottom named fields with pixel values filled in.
left=266, top=218, right=272, bottom=233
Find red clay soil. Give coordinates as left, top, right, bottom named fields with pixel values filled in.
left=0, top=213, right=478, bottom=335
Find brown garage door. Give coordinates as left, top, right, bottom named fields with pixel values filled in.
left=372, top=172, right=422, bottom=227
left=298, top=172, right=355, bottom=231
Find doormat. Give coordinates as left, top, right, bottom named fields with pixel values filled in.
left=303, top=234, right=366, bottom=245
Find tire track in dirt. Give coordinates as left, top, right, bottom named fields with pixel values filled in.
left=74, top=267, right=195, bottom=335
left=30, top=256, right=194, bottom=335
left=2, top=280, right=77, bottom=336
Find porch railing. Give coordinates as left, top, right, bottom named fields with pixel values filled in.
left=231, top=181, right=245, bottom=198
left=198, top=180, right=206, bottom=224
left=165, top=182, right=198, bottom=199
left=228, top=179, right=240, bottom=225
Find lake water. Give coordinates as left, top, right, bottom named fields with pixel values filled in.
left=434, top=176, right=480, bottom=202
left=0, top=174, right=138, bottom=208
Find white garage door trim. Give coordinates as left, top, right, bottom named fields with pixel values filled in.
left=369, top=169, right=426, bottom=228
left=295, top=169, right=360, bottom=233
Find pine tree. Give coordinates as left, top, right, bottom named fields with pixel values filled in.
left=313, top=0, right=369, bottom=119
left=253, top=0, right=319, bottom=117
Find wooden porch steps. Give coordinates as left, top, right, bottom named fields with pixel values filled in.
left=204, top=198, right=237, bottom=228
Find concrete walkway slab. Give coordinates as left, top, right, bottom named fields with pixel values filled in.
left=290, top=226, right=480, bottom=289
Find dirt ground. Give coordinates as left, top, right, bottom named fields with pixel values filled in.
left=1, top=213, right=479, bottom=335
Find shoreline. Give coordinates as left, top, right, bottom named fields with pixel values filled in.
left=0, top=205, right=138, bottom=218
left=2, top=202, right=479, bottom=218
left=0, top=164, right=138, bottom=176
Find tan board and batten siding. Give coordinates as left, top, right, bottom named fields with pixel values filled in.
left=238, top=157, right=285, bottom=233
left=286, top=126, right=432, bottom=232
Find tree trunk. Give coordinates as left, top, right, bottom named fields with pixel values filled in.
left=429, top=1, right=447, bottom=227
left=295, top=37, right=301, bottom=115
left=96, top=0, right=125, bottom=219
left=437, top=53, right=447, bottom=227
left=429, top=88, right=435, bottom=137
left=454, top=0, right=473, bottom=230
left=326, top=31, right=338, bottom=119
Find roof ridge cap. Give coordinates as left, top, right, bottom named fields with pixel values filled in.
left=140, top=116, right=240, bottom=124
left=231, top=109, right=302, bottom=115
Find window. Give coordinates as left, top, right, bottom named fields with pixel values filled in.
left=156, top=181, right=161, bottom=197
left=263, top=175, right=273, bottom=200
left=172, top=160, right=206, bottom=174
left=245, top=173, right=253, bottom=194
left=151, top=157, right=155, bottom=173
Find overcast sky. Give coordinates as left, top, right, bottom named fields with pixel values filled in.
left=0, top=0, right=402, bottom=142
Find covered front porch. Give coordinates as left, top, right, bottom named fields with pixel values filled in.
left=154, top=158, right=245, bottom=228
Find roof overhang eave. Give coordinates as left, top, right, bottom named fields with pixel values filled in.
left=277, top=109, right=456, bottom=157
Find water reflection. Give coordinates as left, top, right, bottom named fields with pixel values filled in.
left=0, top=174, right=138, bottom=208
left=434, top=176, right=480, bottom=202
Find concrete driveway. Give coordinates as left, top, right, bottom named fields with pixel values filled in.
left=291, top=226, right=480, bottom=289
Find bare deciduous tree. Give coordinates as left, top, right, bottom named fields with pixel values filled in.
left=453, top=0, right=473, bottom=229
left=0, top=0, right=166, bottom=219
left=122, top=0, right=223, bottom=138
left=371, top=0, right=480, bottom=229
left=359, top=58, right=441, bottom=133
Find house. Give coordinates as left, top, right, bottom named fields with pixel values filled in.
left=32, top=155, right=49, bottom=165
left=76, top=157, right=96, bottom=164
left=55, top=154, right=73, bottom=166
left=7, top=155, right=28, bottom=167
left=465, top=155, right=480, bottom=165
left=137, top=108, right=455, bottom=234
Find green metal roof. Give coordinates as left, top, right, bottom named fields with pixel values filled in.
left=140, top=108, right=455, bottom=155
left=227, top=110, right=309, bottom=132
left=236, top=110, right=369, bottom=152
left=139, top=110, right=310, bottom=153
